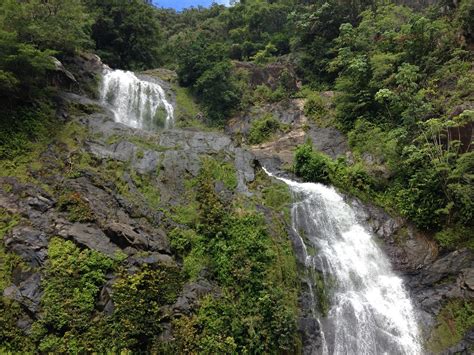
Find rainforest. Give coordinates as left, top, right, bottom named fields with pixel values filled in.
left=0, top=0, right=473, bottom=353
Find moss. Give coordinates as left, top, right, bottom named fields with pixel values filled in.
left=428, top=299, right=474, bottom=353
left=201, top=156, right=238, bottom=191
left=262, top=182, right=292, bottom=211
left=111, top=265, right=183, bottom=350
left=67, top=101, right=103, bottom=117
left=130, top=171, right=161, bottom=209
left=32, top=237, right=115, bottom=352
left=313, top=271, right=330, bottom=317
left=172, top=203, right=200, bottom=227
left=56, top=121, right=88, bottom=151
left=435, top=225, right=474, bottom=250
left=57, top=191, right=94, bottom=223
left=174, top=85, right=200, bottom=122
left=0, top=299, right=35, bottom=352
left=0, top=210, right=34, bottom=352
left=248, top=114, right=288, bottom=145
left=0, top=209, right=22, bottom=290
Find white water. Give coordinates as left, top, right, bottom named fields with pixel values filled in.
left=265, top=169, right=422, bottom=355
left=100, top=69, right=174, bottom=129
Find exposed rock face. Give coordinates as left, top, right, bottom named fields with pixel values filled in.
left=347, top=195, right=474, bottom=353
left=233, top=60, right=299, bottom=91
left=2, top=54, right=471, bottom=354
left=227, top=98, right=350, bottom=174
left=0, top=69, right=258, bottom=342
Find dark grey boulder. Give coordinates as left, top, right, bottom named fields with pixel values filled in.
left=173, top=279, right=214, bottom=315
left=58, top=223, right=120, bottom=257
left=3, top=273, right=42, bottom=314
left=5, top=226, right=48, bottom=267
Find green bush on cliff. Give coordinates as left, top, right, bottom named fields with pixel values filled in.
left=294, top=143, right=331, bottom=184
left=110, top=265, right=183, bottom=351
left=248, top=114, right=286, bottom=145
left=170, top=161, right=299, bottom=353
left=32, top=238, right=114, bottom=352
left=428, top=299, right=474, bottom=353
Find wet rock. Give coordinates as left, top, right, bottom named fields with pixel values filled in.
left=441, top=326, right=474, bottom=354
left=252, top=128, right=307, bottom=168
left=234, top=148, right=255, bottom=193
left=97, top=277, right=115, bottom=315
left=299, top=316, right=322, bottom=355
left=134, top=150, right=161, bottom=174
left=307, top=126, right=349, bottom=159
left=51, top=57, right=77, bottom=86
left=104, top=222, right=149, bottom=249
left=130, top=252, right=175, bottom=266
left=3, top=273, right=42, bottom=314
left=25, top=195, right=54, bottom=213
left=5, top=226, right=48, bottom=267
left=350, top=198, right=437, bottom=271
left=104, top=222, right=168, bottom=252
left=58, top=223, right=120, bottom=257
left=460, top=268, right=474, bottom=290
left=418, top=249, right=473, bottom=286
left=173, top=279, right=214, bottom=315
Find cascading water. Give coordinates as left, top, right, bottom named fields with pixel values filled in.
left=100, top=69, right=174, bottom=129
left=265, top=169, right=422, bottom=355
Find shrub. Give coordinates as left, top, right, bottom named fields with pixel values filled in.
left=33, top=238, right=114, bottom=352
left=428, top=299, right=474, bottom=353
left=57, top=191, right=94, bottom=223
left=294, top=144, right=330, bottom=184
left=111, top=265, right=183, bottom=350
left=304, top=93, right=326, bottom=120
left=248, top=114, right=282, bottom=145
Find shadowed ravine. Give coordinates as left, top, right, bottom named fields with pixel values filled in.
left=265, top=169, right=422, bottom=355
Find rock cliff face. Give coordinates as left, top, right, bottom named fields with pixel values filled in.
left=1, top=55, right=472, bottom=353
left=225, top=85, right=473, bottom=353
left=0, top=95, right=259, bottom=317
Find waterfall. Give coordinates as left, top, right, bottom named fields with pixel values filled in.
left=265, top=169, right=422, bottom=355
left=100, top=69, right=174, bottom=130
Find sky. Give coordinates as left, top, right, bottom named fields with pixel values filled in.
left=152, top=0, right=231, bottom=11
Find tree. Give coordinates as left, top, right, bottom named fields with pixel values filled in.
left=87, top=0, right=162, bottom=69
left=1, top=0, right=92, bottom=55
left=194, top=61, right=241, bottom=122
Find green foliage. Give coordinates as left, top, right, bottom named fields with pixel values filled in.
left=33, top=238, right=114, bottom=352
left=435, top=225, right=474, bottom=250
left=170, top=158, right=299, bottom=353
left=248, top=114, right=284, bottom=145
left=262, top=182, right=291, bottom=211
left=294, top=143, right=377, bottom=201
left=87, top=0, right=162, bottom=70
left=253, top=84, right=287, bottom=104
left=428, top=299, right=474, bottom=353
left=195, top=161, right=228, bottom=237
left=194, top=60, right=241, bottom=122
left=252, top=42, right=277, bottom=64
left=0, top=209, right=20, bottom=290
left=294, top=143, right=331, bottom=184
left=2, top=0, right=92, bottom=54
left=304, top=92, right=327, bottom=121
left=57, top=191, right=94, bottom=223
left=130, top=172, right=161, bottom=209
left=111, top=265, right=183, bottom=350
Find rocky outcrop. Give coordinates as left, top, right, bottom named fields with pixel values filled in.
left=227, top=98, right=350, bottom=174
left=233, top=60, right=299, bottom=91
left=0, top=67, right=259, bottom=342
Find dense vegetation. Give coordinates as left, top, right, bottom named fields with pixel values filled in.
left=154, top=0, right=473, bottom=250
left=0, top=0, right=473, bottom=353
